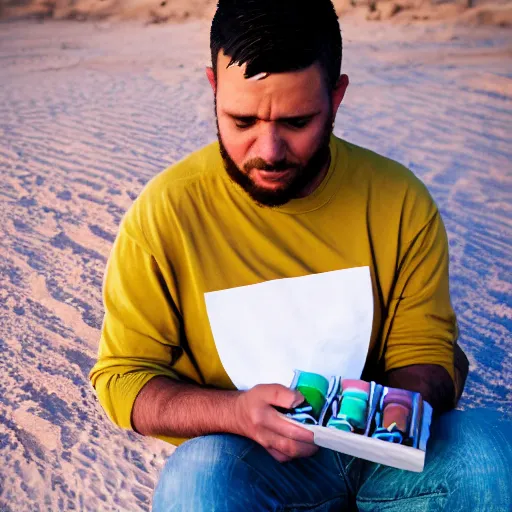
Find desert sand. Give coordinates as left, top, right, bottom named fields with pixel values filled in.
left=0, top=11, right=511, bottom=512
left=1, top=0, right=512, bottom=26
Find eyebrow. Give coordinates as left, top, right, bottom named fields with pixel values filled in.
left=225, top=112, right=321, bottom=122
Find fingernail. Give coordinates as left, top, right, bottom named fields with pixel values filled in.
left=291, top=393, right=304, bottom=408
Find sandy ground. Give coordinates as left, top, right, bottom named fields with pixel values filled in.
left=0, top=15, right=511, bottom=512
left=1, top=0, right=512, bottom=26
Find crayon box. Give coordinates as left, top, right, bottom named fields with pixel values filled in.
left=281, top=370, right=433, bottom=472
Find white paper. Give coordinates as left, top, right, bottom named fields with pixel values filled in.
left=204, top=266, right=374, bottom=390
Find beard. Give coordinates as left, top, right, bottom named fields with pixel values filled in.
left=217, top=116, right=333, bottom=207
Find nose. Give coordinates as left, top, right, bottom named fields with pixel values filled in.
left=254, top=123, right=286, bottom=164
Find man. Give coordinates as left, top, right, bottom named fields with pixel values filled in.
left=90, top=0, right=511, bottom=510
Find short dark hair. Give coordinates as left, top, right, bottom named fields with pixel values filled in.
left=210, top=0, right=342, bottom=90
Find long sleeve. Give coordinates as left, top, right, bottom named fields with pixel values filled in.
left=89, top=223, right=200, bottom=437
left=382, top=209, right=457, bottom=384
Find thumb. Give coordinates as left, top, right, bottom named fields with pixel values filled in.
left=262, top=384, right=304, bottom=409
left=290, top=391, right=305, bottom=408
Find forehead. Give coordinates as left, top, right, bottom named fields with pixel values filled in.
left=215, top=52, right=329, bottom=119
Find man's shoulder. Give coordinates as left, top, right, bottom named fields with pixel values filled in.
left=340, top=139, right=425, bottom=191
left=148, top=141, right=223, bottom=194
left=336, top=138, right=439, bottom=230
left=339, top=138, right=435, bottom=208
left=137, top=141, right=223, bottom=210
left=120, top=141, right=223, bottom=241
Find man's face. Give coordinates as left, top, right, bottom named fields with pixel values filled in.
left=209, top=53, right=346, bottom=207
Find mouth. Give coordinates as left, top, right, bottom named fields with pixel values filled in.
left=251, top=168, right=296, bottom=187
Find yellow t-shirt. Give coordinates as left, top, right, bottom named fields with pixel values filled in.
left=89, top=135, right=457, bottom=445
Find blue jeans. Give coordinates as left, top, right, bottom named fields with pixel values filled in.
left=152, top=409, right=511, bottom=511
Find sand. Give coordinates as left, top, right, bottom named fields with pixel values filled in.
left=1, top=0, right=512, bottom=26
left=0, top=14, right=510, bottom=512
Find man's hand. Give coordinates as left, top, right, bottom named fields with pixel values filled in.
left=132, top=377, right=318, bottom=462
left=234, top=384, right=318, bottom=463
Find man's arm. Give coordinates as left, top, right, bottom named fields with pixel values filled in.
left=384, top=364, right=455, bottom=413
left=91, top=207, right=316, bottom=462
left=132, top=376, right=317, bottom=462
left=381, top=205, right=460, bottom=409
left=132, top=376, right=239, bottom=438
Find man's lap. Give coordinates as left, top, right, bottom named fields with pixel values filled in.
left=357, top=409, right=511, bottom=511
left=152, top=408, right=511, bottom=511
left=153, top=433, right=353, bottom=511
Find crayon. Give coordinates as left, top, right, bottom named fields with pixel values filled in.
left=294, top=371, right=330, bottom=418
left=382, top=388, right=413, bottom=433
left=328, top=379, right=370, bottom=432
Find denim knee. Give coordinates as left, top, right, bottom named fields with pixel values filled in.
left=356, top=409, right=511, bottom=512
left=437, top=409, right=512, bottom=510
left=152, top=434, right=269, bottom=512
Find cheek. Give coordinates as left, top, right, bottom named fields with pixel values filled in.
left=286, top=133, right=318, bottom=160
left=285, top=124, right=328, bottom=161
left=218, top=121, right=251, bottom=167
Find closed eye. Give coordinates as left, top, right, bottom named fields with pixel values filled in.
left=234, top=117, right=257, bottom=129
left=230, top=113, right=318, bottom=130
left=282, top=117, right=313, bottom=129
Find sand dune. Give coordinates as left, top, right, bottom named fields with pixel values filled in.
left=3, top=0, right=216, bottom=22
left=0, top=13, right=510, bottom=512
left=1, top=0, right=512, bottom=25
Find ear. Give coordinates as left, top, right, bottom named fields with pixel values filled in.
left=206, top=67, right=217, bottom=94
left=332, top=74, right=349, bottom=115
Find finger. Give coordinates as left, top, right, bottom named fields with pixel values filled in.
left=266, top=444, right=318, bottom=463
left=295, top=440, right=319, bottom=458
left=259, top=384, right=304, bottom=410
left=265, top=408, right=317, bottom=444
left=266, top=447, right=292, bottom=463
left=261, top=428, right=318, bottom=460
left=271, top=435, right=319, bottom=459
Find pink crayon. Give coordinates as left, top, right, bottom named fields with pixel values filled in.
left=342, top=379, right=371, bottom=395
left=382, top=389, right=413, bottom=433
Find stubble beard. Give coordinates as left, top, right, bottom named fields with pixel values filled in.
left=217, top=116, right=333, bottom=207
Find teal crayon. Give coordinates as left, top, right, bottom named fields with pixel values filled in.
left=328, top=379, right=370, bottom=432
